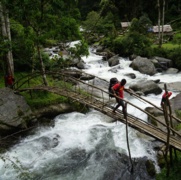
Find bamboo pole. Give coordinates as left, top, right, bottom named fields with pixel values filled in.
left=125, top=103, right=134, bottom=173
left=163, top=84, right=170, bottom=176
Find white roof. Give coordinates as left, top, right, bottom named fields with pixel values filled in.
left=153, top=25, right=173, bottom=33
left=121, top=22, right=131, bottom=28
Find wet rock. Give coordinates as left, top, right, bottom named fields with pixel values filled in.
left=164, top=68, right=179, bottom=74
left=129, top=80, right=162, bottom=95
left=170, top=93, right=181, bottom=111
left=33, top=103, right=74, bottom=119
left=95, top=149, right=156, bottom=180
left=151, top=56, right=173, bottom=71
left=125, top=73, right=136, bottom=79
left=130, top=56, right=156, bottom=76
left=108, top=54, right=120, bottom=67
left=108, top=65, right=122, bottom=73
left=0, top=88, right=36, bottom=135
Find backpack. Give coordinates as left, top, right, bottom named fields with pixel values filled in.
left=108, top=77, right=119, bottom=97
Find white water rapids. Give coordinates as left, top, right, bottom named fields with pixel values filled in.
left=0, top=47, right=180, bottom=180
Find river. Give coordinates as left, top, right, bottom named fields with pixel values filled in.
left=0, top=48, right=180, bottom=180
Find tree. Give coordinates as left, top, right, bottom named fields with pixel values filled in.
left=0, top=1, right=14, bottom=87
left=157, top=0, right=166, bottom=47
left=68, top=39, right=89, bottom=61
left=3, top=0, right=82, bottom=86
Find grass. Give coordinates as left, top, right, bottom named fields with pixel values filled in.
left=1, top=72, right=70, bottom=109
left=1, top=71, right=90, bottom=111
left=156, top=152, right=181, bottom=180
left=0, top=72, right=5, bottom=87
left=162, top=43, right=180, bottom=49
left=21, top=90, right=68, bottom=109
left=152, top=43, right=180, bottom=49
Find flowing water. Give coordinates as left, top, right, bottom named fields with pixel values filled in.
left=0, top=48, right=180, bottom=180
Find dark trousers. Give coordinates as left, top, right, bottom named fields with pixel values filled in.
left=113, top=98, right=127, bottom=117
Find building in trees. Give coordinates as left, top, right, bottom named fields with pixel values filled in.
left=121, top=22, right=131, bottom=32
left=152, top=25, right=173, bottom=35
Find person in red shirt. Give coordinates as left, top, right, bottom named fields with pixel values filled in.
left=160, top=91, right=172, bottom=108
left=111, top=79, right=130, bottom=118
left=4, top=74, right=14, bottom=89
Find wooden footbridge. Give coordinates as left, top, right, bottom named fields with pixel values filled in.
left=14, top=70, right=181, bottom=151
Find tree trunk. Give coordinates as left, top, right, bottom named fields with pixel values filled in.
left=125, top=103, right=134, bottom=173
left=157, top=0, right=161, bottom=47
left=163, top=84, right=170, bottom=176
left=37, top=44, right=48, bottom=86
left=161, top=0, right=165, bottom=45
left=0, top=2, right=14, bottom=77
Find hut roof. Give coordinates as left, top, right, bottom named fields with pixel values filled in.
left=121, top=22, right=131, bottom=28
left=153, top=25, right=173, bottom=33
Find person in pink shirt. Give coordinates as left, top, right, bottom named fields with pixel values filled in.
left=160, top=91, right=172, bottom=108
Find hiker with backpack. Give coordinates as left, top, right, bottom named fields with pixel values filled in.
left=111, top=78, right=131, bottom=118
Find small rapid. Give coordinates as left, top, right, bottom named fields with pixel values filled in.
left=0, top=110, right=157, bottom=180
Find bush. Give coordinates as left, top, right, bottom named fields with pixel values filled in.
left=173, top=33, right=181, bottom=44
left=112, top=32, right=152, bottom=57
left=152, top=47, right=168, bottom=57
left=168, top=47, right=181, bottom=70
left=156, top=151, right=181, bottom=180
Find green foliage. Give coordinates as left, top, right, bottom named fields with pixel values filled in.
left=12, top=72, right=69, bottom=108
left=32, top=52, right=50, bottom=71
left=138, top=14, right=153, bottom=34
left=129, top=15, right=152, bottom=35
left=175, top=123, right=181, bottom=131
left=152, top=47, right=168, bottom=57
left=167, top=47, right=181, bottom=70
left=1, top=0, right=83, bottom=74
left=22, top=90, right=67, bottom=109
left=0, top=72, right=5, bottom=87
left=161, top=43, right=180, bottom=49
left=10, top=20, right=35, bottom=71
left=57, top=16, right=81, bottom=42
left=156, top=152, right=181, bottom=180
left=173, top=33, right=181, bottom=45
left=83, top=11, right=116, bottom=36
left=101, top=12, right=116, bottom=35
left=129, top=18, right=140, bottom=33
left=175, top=110, right=181, bottom=121
left=0, top=36, right=12, bottom=58
left=112, top=32, right=152, bottom=57
left=112, top=36, right=127, bottom=55
left=83, top=11, right=102, bottom=33
left=100, top=36, right=115, bottom=49
left=68, top=39, right=89, bottom=60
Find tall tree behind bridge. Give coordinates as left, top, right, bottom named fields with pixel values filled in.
left=0, top=2, right=14, bottom=79
left=157, top=0, right=165, bottom=47
left=2, top=0, right=82, bottom=86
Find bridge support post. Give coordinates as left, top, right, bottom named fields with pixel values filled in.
left=125, top=103, right=134, bottom=173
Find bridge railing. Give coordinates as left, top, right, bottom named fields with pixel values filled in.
left=53, top=71, right=181, bottom=138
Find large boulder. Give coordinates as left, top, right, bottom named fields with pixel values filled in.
left=33, top=103, right=75, bottom=119
left=164, top=68, right=179, bottom=74
left=108, top=54, right=120, bottom=67
left=170, top=93, right=181, bottom=111
left=159, top=82, right=181, bottom=92
left=0, top=88, right=35, bottom=135
left=150, top=56, right=173, bottom=71
left=130, top=56, right=156, bottom=75
left=129, top=80, right=162, bottom=95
